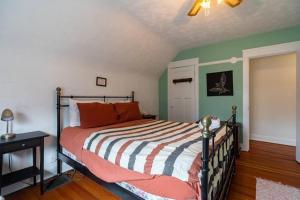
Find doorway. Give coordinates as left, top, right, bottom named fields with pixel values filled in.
left=249, top=53, right=296, bottom=146
left=242, top=41, right=300, bottom=162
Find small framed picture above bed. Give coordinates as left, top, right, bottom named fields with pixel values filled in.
left=96, top=77, right=107, bottom=87
left=207, top=70, right=233, bottom=96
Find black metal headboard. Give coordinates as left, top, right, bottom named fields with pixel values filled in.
left=55, top=87, right=135, bottom=174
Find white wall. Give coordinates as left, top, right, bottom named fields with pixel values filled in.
left=0, top=0, right=177, bottom=195
left=250, top=53, right=296, bottom=146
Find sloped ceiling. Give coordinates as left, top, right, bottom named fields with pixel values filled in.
left=1, top=0, right=300, bottom=77
left=115, top=0, right=300, bottom=49
left=0, top=0, right=177, bottom=76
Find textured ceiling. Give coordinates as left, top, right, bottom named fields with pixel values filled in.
left=0, top=0, right=177, bottom=76
left=115, top=0, right=300, bottom=49
left=2, top=0, right=299, bottom=78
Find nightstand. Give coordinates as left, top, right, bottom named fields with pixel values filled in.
left=142, top=114, right=156, bottom=119
left=0, top=131, right=49, bottom=195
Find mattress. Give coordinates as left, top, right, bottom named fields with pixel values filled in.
left=62, top=147, right=170, bottom=200
left=60, top=119, right=229, bottom=200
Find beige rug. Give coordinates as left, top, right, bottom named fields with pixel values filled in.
left=256, top=178, right=300, bottom=200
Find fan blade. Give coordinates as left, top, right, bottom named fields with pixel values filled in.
left=188, top=0, right=202, bottom=16
left=225, top=0, right=242, bottom=7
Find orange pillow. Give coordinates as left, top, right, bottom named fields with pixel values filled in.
left=77, top=103, right=118, bottom=128
left=114, top=102, right=142, bottom=123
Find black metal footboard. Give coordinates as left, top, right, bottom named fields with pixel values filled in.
left=201, top=106, right=237, bottom=200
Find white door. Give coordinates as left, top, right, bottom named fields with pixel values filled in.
left=168, top=58, right=199, bottom=122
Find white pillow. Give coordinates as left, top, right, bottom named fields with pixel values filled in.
left=69, top=99, right=105, bottom=127
left=69, top=99, right=132, bottom=127
left=198, top=116, right=221, bottom=130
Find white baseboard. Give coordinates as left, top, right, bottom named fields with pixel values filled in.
left=240, top=143, right=248, bottom=152
left=250, top=134, right=296, bottom=146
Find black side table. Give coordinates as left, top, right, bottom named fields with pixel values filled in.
left=142, top=114, right=156, bottom=119
left=0, top=131, right=49, bottom=195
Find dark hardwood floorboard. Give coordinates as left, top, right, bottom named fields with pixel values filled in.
left=228, top=140, right=300, bottom=200
left=5, top=140, right=300, bottom=200
left=5, top=173, right=120, bottom=200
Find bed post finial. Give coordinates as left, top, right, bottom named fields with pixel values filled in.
left=201, top=115, right=212, bottom=138
left=56, top=87, right=61, bottom=95
left=201, top=115, right=211, bottom=200
left=232, top=105, right=237, bottom=115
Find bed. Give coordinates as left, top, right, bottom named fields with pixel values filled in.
left=55, top=87, right=238, bottom=200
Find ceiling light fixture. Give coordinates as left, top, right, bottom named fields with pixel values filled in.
left=188, top=0, right=242, bottom=16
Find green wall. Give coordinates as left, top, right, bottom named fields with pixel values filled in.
left=159, top=25, right=300, bottom=124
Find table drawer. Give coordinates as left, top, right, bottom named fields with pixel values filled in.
left=1, top=138, right=40, bottom=153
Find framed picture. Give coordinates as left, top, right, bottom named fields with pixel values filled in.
left=96, top=77, right=107, bottom=87
left=207, top=70, right=233, bottom=96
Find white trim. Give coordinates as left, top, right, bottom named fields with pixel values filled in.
left=168, top=58, right=199, bottom=121
left=198, top=57, right=242, bottom=67
left=168, top=58, right=199, bottom=69
left=297, top=53, right=300, bottom=162
left=243, top=41, right=300, bottom=58
left=243, top=41, right=300, bottom=154
left=195, top=62, right=199, bottom=122
left=250, top=134, right=296, bottom=146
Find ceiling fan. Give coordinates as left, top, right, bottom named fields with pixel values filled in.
left=188, top=0, right=242, bottom=16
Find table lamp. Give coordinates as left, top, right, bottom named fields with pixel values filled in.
left=1, top=108, right=15, bottom=139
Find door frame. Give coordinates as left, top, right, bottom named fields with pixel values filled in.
left=242, top=41, right=300, bottom=162
left=168, top=58, right=199, bottom=122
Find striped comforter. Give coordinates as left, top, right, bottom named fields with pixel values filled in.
left=83, top=120, right=203, bottom=183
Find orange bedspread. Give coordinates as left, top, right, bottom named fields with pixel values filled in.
left=60, top=119, right=200, bottom=200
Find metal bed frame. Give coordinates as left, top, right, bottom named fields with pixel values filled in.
left=55, top=87, right=238, bottom=200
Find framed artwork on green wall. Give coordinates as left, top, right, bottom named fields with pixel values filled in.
left=207, top=70, right=233, bottom=96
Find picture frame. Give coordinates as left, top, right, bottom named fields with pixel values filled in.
left=206, top=70, right=233, bottom=96
left=96, top=77, right=107, bottom=87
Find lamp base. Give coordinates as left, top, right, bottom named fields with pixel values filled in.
left=1, top=133, right=16, bottom=140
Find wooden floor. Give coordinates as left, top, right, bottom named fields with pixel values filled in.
left=6, top=172, right=120, bottom=200
left=228, top=140, right=300, bottom=200
left=5, top=140, right=300, bottom=200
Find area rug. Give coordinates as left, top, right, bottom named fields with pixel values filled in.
left=256, top=178, right=300, bottom=200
